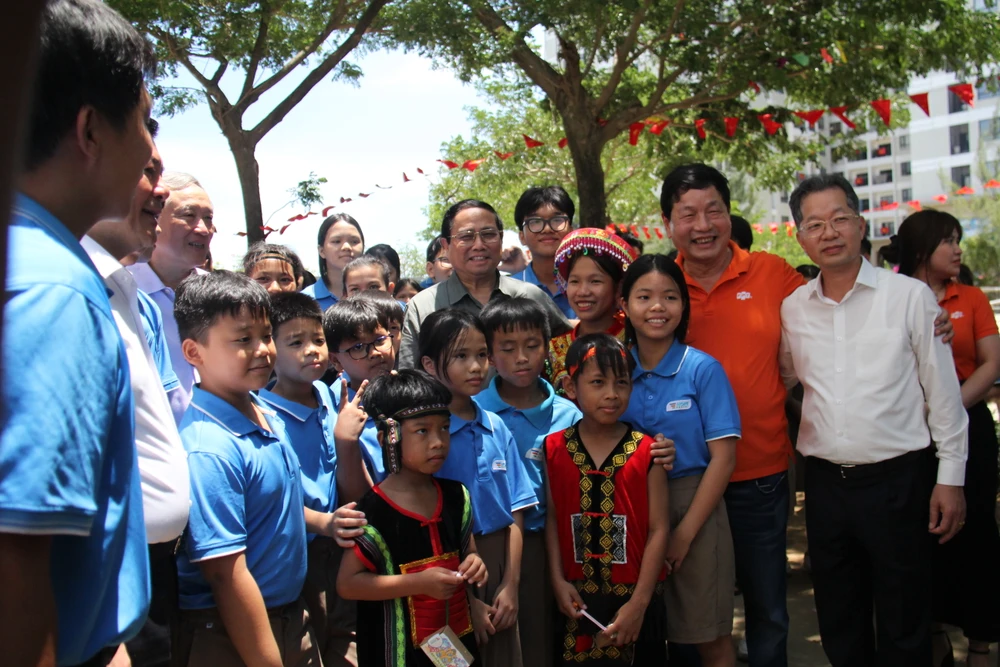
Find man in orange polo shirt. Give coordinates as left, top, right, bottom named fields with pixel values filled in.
left=656, top=164, right=804, bottom=667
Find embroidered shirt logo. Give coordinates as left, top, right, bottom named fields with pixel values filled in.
left=525, top=448, right=544, bottom=462
left=951, top=311, right=964, bottom=319
left=667, top=399, right=692, bottom=412
left=492, top=459, right=507, bottom=472
left=736, top=291, right=752, bottom=301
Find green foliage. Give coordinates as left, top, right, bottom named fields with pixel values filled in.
left=396, top=243, right=428, bottom=281
left=289, top=172, right=328, bottom=209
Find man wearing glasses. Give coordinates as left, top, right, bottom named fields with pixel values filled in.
left=510, top=186, right=577, bottom=318
left=398, top=199, right=572, bottom=369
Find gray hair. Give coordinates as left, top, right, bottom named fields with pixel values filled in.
left=788, top=173, right=860, bottom=226
left=161, top=171, right=202, bottom=192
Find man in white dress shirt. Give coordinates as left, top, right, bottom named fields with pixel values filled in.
left=128, top=171, right=214, bottom=423
left=780, top=174, right=968, bottom=667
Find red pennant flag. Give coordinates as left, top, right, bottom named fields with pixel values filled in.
left=280, top=224, right=291, bottom=234
left=340, top=197, right=352, bottom=204
left=724, top=117, right=739, bottom=137
left=402, top=173, right=411, bottom=183
left=629, top=225, right=639, bottom=236
left=769, top=222, right=779, bottom=234
left=880, top=201, right=899, bottom=210
left=648, top=120, right=670, bottom=135
left=956, top=185, right=975, bottom=195
left=558, top=137, right=568, bottom=149
left=494, top=151, right=513, bottom=160
left=828, top=106, right=857, bottom=130
left=358, top=192, right=371, bottom=198
left=871, top=99, right=892, bottom=126
left=752, top=223, right=763, bottom=234
left=933, top=194, right=948, bottom=203
left=984, top=178, right=1000, bottom=189
left=287, top=214, right=303, bottom=222
left=417, top=167, right=425, bottom=175
left=628, top=122, right=645, bottom=145
left=695, top=118, right=707, bottom=139
left=907, top=200, right=922, bottom=211
left=437, top=159, right=459, bottom=169
left=786, top=222, right=795, bottom=237
left=642, top=226, right=652, bottom=240
left=793, top=109, right=825, bottom=127
left=909, top=92, right=930, bottom=116
left=597, top=118, right=608, bottom=127
left=322, top=205, right=336, bottom=216
left=462, top=158, right=487, bottom=172
left=605, top=225, right=617, bottom=234
left=747, top=80, right=761, bottom=93
left=236, top=231, right=248, bottom=237
left=523, top=134, right=545, bottom=148
left=655, top=228, right=664, bottom=239
left=617, top=224, right=628, bottom=233
left=758, top=114, right=782, bottom=135
left=820, top=47, right=834, bottom=64
left=375, top=184, right=392, bottom=189
left=949, top=83, right=974, bottom=107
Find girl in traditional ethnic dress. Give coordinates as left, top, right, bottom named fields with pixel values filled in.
left=547, top=230, right=639, bottom=397
left=336, top=370, right=489, bottom=667
left=619, top=255, right=742, bottom=667
left=544, top=334, right=670, bottom=665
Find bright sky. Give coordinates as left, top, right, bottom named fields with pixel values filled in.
left=155, top=48, right=484, bottom=274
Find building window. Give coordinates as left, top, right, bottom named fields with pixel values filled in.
left=859, top=198, right=871, bottom=212
left=949, top=89, right=970, bottom=113
left=873, top=142, right=892, bottom=158
left=879, top=194, right=894, bottom=207
left=899, top=134, right=910, bottom=151
left=950, top=124, right=970, bottom=154
left=988, top=160, right=999, bottom=178
left=876, top=221, right=896, bottom=237
left=902, top=187, right=913, bottom=202
left=901, top=161, right=912, bottom=176
left=874, top=169, right=893, bottom=185
left=952, top=165, right=972, bottom=188
left=779, top=192, right=789, bottom=203
left=780, top=215, right=789, bottom=223
left=829, top=121, right=843, bottom=136
left=853, top=172, right=869, bottom=187
left=977, top=81, right=1000, bottom=100
left=979, top=118, right=1000, bottom=141
left=850, top=146, right=868, bottom=162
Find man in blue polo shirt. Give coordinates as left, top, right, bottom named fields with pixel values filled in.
left=0, top=1, right=156, bottom=665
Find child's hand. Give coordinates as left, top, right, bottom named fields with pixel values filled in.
left=664, top=528, right=693, bottom=574
left=650, top=433, right=676, bottom=471
left=334, top=377, right=369, bottom=444
left=603, top=599, right=645, bottom=647
left=490, top=581, right=518, bottom=632
left=418, top=567, right=463, bottom=600
left=458, top=553, right=488, bottom=588
left=332, top=502, right=367, bottom=548
left=552, top=578, right=586, bottom=619
left=469, top=597, right=496, bottom=646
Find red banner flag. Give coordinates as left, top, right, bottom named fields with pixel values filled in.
left=642, top=226, right=652, bottom=239
left=340, top=197, right=352, bottom=203
left=462, top=158, right=486, bottom=172
left=880, top=201, right=899, bottom=210
left=793, top=110, right=825, bottom=127
left=402, top=173, right=411, bottom=183
left=871, top=99, right=892, bottom=126
left=494, top=151, right=514, bottom=160
left=322, top=205, right=336, bottom=216
left=629, top=225, right=639, bottom=236
left=820, top=47, right=834, bottom=64
left=558, top=137, right=568, bottom=149
left=437, top=159, right=459, bottom=169
left=909, top=92, right=930, bottom=116
left=984, top=179, right=1000, bottom=189
left=956, top=185, right=975, bottom=195
left=695, top=118, right=707, bottom=139
left=752, top=223, right=763, bottom=234
left=786, top=222, right=795, bottom=237
left=655, top=228, right=664, bottom=239
left=724, top=117, right=739, bottom=137
left=949, top=83, right=974, bottom=107
left=768, top=222, right=779, bottom=234
left=758, top=114, right=782, bottom=135
left=828, top=106, right=857, bottom=130
left=648, top=120, right=670, bottom=135
left=907, top=200, right=922, bottom=211
left=417, top=167, right=425, bottom=175
left=628, top=122, right=645, bottom=145
left=617, top=224, right=628, bottom=233
left=523, top=134, right=545, bottom=148
left=933, top=194, right=948, bottom=203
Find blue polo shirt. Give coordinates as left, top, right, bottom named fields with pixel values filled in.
left=331, top=377, right=384, bottom=483
left=512, top=263, right=575, bottom=318
left=622, top=341, right=741, bottom=480
left=177, top=388, right=308, bottom=610
left=0, top=194, right=149, bottom=665
left=137, top=289, right=180, bottom=392
left=259, top=382, right=340, bottom=534
left=302, top=279, right=339, bottom=313
left=434, top=404, right=539, bottom=536
left=475, top=378, right=581, bottom=532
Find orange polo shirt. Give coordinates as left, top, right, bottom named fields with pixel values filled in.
left=939, top=282, right=998, bottom=382
left=676, top=242, right=806, bottom=482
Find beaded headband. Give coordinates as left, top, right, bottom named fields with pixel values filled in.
left=255, top=252, right=294, bottom=264
left=375, top=403, right=451, bottom=474
left=566, top=346, right=628, bottom=379
left=553, top=228, right=639, bottom=289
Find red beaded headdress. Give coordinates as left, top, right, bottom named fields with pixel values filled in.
left=553, top=228, right=639, bottom=290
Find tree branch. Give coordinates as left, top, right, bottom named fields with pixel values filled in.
left=594, top=0, right=653, bottom=112
left=240, top=6, right=273, bottom=99
left=472, top=3, right=565, bottom=100
left=580, top=20, right=605, bottom=80
left=156, top=29, right=232, bottom=111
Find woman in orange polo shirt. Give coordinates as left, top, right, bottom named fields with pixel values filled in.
left=888, top=210, right=1000, bottom=667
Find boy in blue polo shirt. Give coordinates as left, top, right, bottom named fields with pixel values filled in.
left=173, top=271, right=320, bottom=667
left=475, top=296, right=581, bottom=663
left=258, top=291, right=367, bottom=667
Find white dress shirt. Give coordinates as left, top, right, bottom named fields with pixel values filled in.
left=84, top=237, right=191, bottom=543
left=779, top=259, right=968, bottom=486
left=128, top=261, right=201, bottom=424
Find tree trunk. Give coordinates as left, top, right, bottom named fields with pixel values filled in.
left=565, top=131, right=610, bottom=229
left=226, top=134, right=264, bottom=245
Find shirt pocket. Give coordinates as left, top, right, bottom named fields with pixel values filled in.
left=854, top=328, right=906, bottom=384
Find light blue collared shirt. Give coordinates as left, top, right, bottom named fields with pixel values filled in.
left=302, top=279, right=339, bottom=313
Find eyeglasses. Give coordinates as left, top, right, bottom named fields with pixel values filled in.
left=450, top=228, right=502, bottom=246
left=799, top=215, right=859, bottom=239
left=340, top=335, right=391, bottom=360
left=433, top=256, right=452, bottom=267
left=523, top=214, right=571, bottom=234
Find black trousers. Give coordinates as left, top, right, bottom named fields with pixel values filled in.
left=805, top=448, right=936, bottom=667
left=127, top=540, right=180, bottom=667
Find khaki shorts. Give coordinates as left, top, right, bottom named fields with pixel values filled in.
left=664, top=473, right=735, bottom=644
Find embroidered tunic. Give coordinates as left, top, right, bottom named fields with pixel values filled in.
left=547, top=311, right=627, bottom=397
left=353, top=479, right=479, bottom=667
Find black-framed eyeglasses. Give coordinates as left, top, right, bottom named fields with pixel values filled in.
left=450, top=228, right=502, bottom=246
left=523, top=214, right=571, bottom=234
left=433, top=256, right=453, bottom=267
left=340, top=335, right=391, bottom=360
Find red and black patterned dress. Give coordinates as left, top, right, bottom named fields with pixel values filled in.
left=353, top=479, right=480, bottom=667
left=547, top=311, right=627, bottom=398
left=545, top=422, right=666, bottom=665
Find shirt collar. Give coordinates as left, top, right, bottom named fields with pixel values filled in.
left=189, top=386, right=280, bottom=438
left=477, top=376, right=556, bottom=430
left=129, top=261, right=170, bottom=296
left=449, top=402, right=494, bottom=435
left=312, top=279, right=337, bottom=303
left=941, top=281, right=961, bottom=304
left=631, top=339, right=689, bottom=379
left=12, top=193, right=95, bottom=271
left=676, top=240, right=750, bottom=290
left=257, top=382, right=329, bottom=423
left=81, top=235, right=128, bottom=281
left=445, top=270, right=501, bottom=306
left=810, top=258, right=876, bottom=301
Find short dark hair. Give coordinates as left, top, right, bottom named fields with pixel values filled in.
left=479, top=295, right=551, bottom=349
left=730, top=215, right=753, bottom=251
left=354, top=289, right=404, bottom=326
left=26, top=0, right=156, bottom=171
left=565, top=333, right=634, bottom=382
left=342, top=255, right=391, bottom=295
left=621, top=254, right=691, bottom=345
left=617, top=231, right=645, bottom=255
left=959, top=263, right=975, bottom=286
left=788, top=174, right=860, bottom=225
left=441, top=199, right=502, bottom=239
left=317, top=213, right=365, bottom=281
left=659, top=164, right=731, bottom=220
left=323, top=297, right=384, bottom=352
left=175, top=270, right=271, bottom=342
left=365, top=369, right=452, bottom=422
left=513, top=186, right=576, bottom=230
left=242, top=242, right=302, bottom=280
left=269, top=291, right=322, bottom=337
left=418, top=308, right=487, bottom=382
left=426, top=236, right=446, bottom=263
left=393, top=278, right=423, bottom=298
left=885, top=209, right=964, bottom=278
left=365, top=244, right=401, bottom=283
left=860, top=237, right=872, bottom=257
left=795, top=264, right=821, bottom=280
